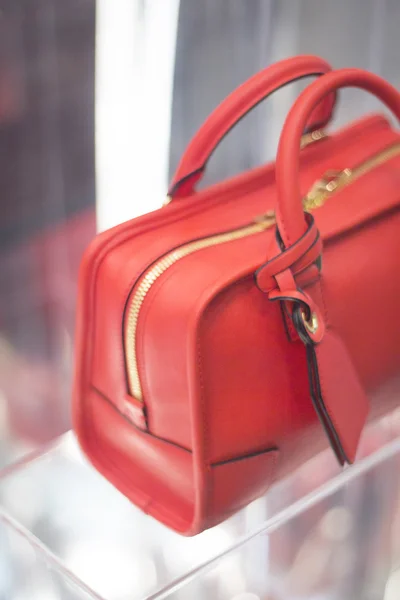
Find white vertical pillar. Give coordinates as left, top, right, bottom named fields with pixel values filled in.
left=95, top=0, right=180, bottom=232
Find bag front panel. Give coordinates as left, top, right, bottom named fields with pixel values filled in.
left=198, top=167, right=400, bottom=476
left=198, top=275, right=315, bottom=463
left=321, top=207, right=400, bottom=391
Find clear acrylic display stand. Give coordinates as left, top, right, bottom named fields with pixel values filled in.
left=0, top=411, right=399, bottom=600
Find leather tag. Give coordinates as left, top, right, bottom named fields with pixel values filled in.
left=307, top=328, right=370, bottom=464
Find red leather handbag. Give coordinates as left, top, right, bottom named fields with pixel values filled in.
left=73, top=55, right=400, bottom=535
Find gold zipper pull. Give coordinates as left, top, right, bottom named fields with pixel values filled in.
left=253, top=210, right=276, bottom=227
left=304, top=168, right=352, bottom=210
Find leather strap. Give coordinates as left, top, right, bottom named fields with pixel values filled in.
left=269, top=264, right=369, bottom=465
left=255, top=213, right=322, bottom=293
left=168, top=55, right=336, bottom=199
left=265, top=68, right=400, bottom=464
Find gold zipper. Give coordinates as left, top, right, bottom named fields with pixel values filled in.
left=300, top=128, right=327, bottom=149
left=125, top=213, right=276, bottom=401
left=303, top=141, right=400, bottom=209
left=125, top=140, right=400, bottom=402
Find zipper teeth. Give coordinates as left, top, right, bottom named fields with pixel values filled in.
left=126, top=140, right=400, bottom=402
left=351, top=142, right=400, bottom=178
left=125, top=218, right=274, bottom=400
left=306, top=142, right=400, bottom=208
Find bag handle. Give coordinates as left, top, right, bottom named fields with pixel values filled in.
left=261, top=68, right=399, bottom=465
left=168, top=55, right=336, bottom=200
left=276, top=68, right=400, bottom=247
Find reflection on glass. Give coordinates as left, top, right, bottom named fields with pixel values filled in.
left=160, top=442, right=400, bottom=600
left=0, top=414, right=399, bottom=599
left=0, top=519, right=100, bottom=600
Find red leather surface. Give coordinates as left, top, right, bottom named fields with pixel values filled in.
left=73, top=63, right=400, bottom=535
left=85, top=387, right=195, bottom=533
left=312, top=329, right=369, bottom=464
left=169, top=55, right=335, bottom=198
left=206, top=449, right=279, bottom=529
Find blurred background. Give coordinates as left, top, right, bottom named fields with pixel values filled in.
left=0, top=0, right=400, bottom=598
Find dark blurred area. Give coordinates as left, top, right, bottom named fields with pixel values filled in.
left=0, top=0, right=95, bottom=453
left=0, top=1, right=95, bottom=250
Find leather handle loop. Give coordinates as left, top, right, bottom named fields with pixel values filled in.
left=168, top=55, right=336, bottom=200
left=276, top=68, right=400, bottom=247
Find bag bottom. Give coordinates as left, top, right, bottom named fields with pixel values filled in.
left=74, top=386, right=279, bottom=535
